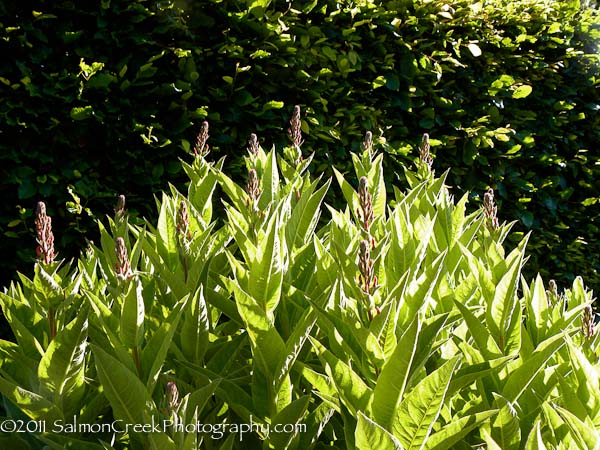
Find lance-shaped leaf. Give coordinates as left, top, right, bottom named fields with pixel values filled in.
left=423, top=410, right=498, bottom=450
left=393, top=357, right=460, bottom=450
left=33, top=263, right=63, bottom=308
left=372, top=316, right=420, bottom=430
left=0, top=376, right=62, bottom=421
left=92, top=345, right=154, bottom=425
left=0, top=292, right=44, bottom=358
left=182, top=156, right=223, bottom=225
left=356, top=411, right=404, bottom=450
left=216, top=170, right=248, bottom=212
left=229, top=279, right=286, bottom=378
left=501, top=332, right=566, bottom=403
left=179, top=286, right=209, bottom=363
left=554, top=406, right=599, bottom=450
left=268, top=395, right=310, bottom=449
left=564, top=339, right=600, bottom=417
left=274, top=308, right=316, bottom=393
left=0, top=340, right=37, bottom=389
left=86, top=290, right=135, bottom=371
left=447, top=356, right=512, bottom=397
left=140, top=297, right=186, bottom=394
left=249, top=210, right=286, bottom=314
left=156, top=193, right=178, bottom=269
left=489, top=394, right=521, bottom=450
left=400, top=251, right=446, bottom=328
left=119, top=279, right=145, bottom=349
left=523, top=421, right=547, bottom=450
left=527, top=275, right=551, bottom=344
left=183, top=380, right=221, bottom=426
left=296, top=402, right=336, bottom=450
left=286, top=176, right=330, bottom=251
left=38, top=309, right=88, bottom=413
left=454, top=299, right=503, bottom=359
left=486, top=235, right=528, bottom=354
left=310, top=337, right=372, bottom=416
left=258, top=147, right=280, bottom=210
left=333, top=167, right=361, bottom=220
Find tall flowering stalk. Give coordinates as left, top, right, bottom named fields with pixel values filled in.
left=357, top=177, right=374, bottom=234
left=546, top=279, right=559, bottom=307
left=193, top=121, right=210, bottom=157
left=35, top=201, right=55, bottom=265
left=483, top=188, right=500, bottom=230
left=419, top=133, right=433, bottom=167
left=165, top=381, right=180, bottom=413
left=115, top=237, right=132, bottom=281
left=176, top=200, right=192, bottom=281
left=288, top=105, right=303, bottom=148
left=287, top=105, right=303, bottom=167
left=35, top=201, right=58, bottom=340
left=114, top=194, right=126, bottom=222
left=358, top=240, right=379, bottom=320
left=362, top=131, right=373, bottom=159
left=246, top=168, right=261, bottom=212
left=582, top=305, right=595, bottom=340
left=247, top=133, right=260, bottom=158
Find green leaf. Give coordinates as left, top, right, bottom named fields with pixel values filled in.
left=70, top=105, right=93, bottom=120
left=523, top=421, right=547, bottom=450
left=0, top=293, right=44, bottom=358
left=183, top=157, right=222, bottom=225
left=424, top=410, right=498, bottom=450
left=268, top=395, right=310, bottom=449
left=501, top=332, right=566, bottom=403
left=258, top=148, right=280, bottom=210
left=310, top=337, right=372, bottom=416
left=333, top=167, right=361, bottom=219
left=527, top=275, right=550, bottom=343
left=140, top=297, right=186, bottom=394
left=554, top=405, right=599, bottom=449
left=454, top=299, right=502, bottom=359
left=184, top=380, right=221, bottom=425
left=512, top=85, right=533, bottom=99
left=119, top=279, right=145, bottom=349
left=33, top=263, right=63, bottom=307
left=180, top=287, right=209, bottom=363
left=38, top=310, right=88, bottom=413
left=262, top=99, right=284, bottom=111
left=356, top=411, right=404, bottom=450
left=286, top=177, right=330, bottom=250
left=490, top=395, right=521, bottom=450
left=274, top=308, right=316, bottom=392
left=486, top=235, right=528, bottom=354
left=92, top=345, right=154, bottom=425
left=249, top=211, right=285, bottom=314
left=217, top=170, right=250, bottom=214
left=157, top=194, right=178, bottom=269
left=372, top=317, right=420, bottom=430
left=0, top=376, right=62, bottom=421
left=393, top=357, right=460, bottom=450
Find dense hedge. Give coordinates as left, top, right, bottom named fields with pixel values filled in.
left=1, top=0, right=599, bottom=288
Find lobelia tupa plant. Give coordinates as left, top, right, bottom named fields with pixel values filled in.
left=0, top=107, right=598, bottom=449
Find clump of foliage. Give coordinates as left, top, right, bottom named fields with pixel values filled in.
left=0, top=118, right=598, bottom=449
left=1, top=0, right=599, bottom=290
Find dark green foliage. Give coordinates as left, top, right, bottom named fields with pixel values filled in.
left=1, top=0, right=599, bottom=289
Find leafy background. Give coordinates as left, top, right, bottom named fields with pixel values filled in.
left=1, top=0, right=599, bottom=289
